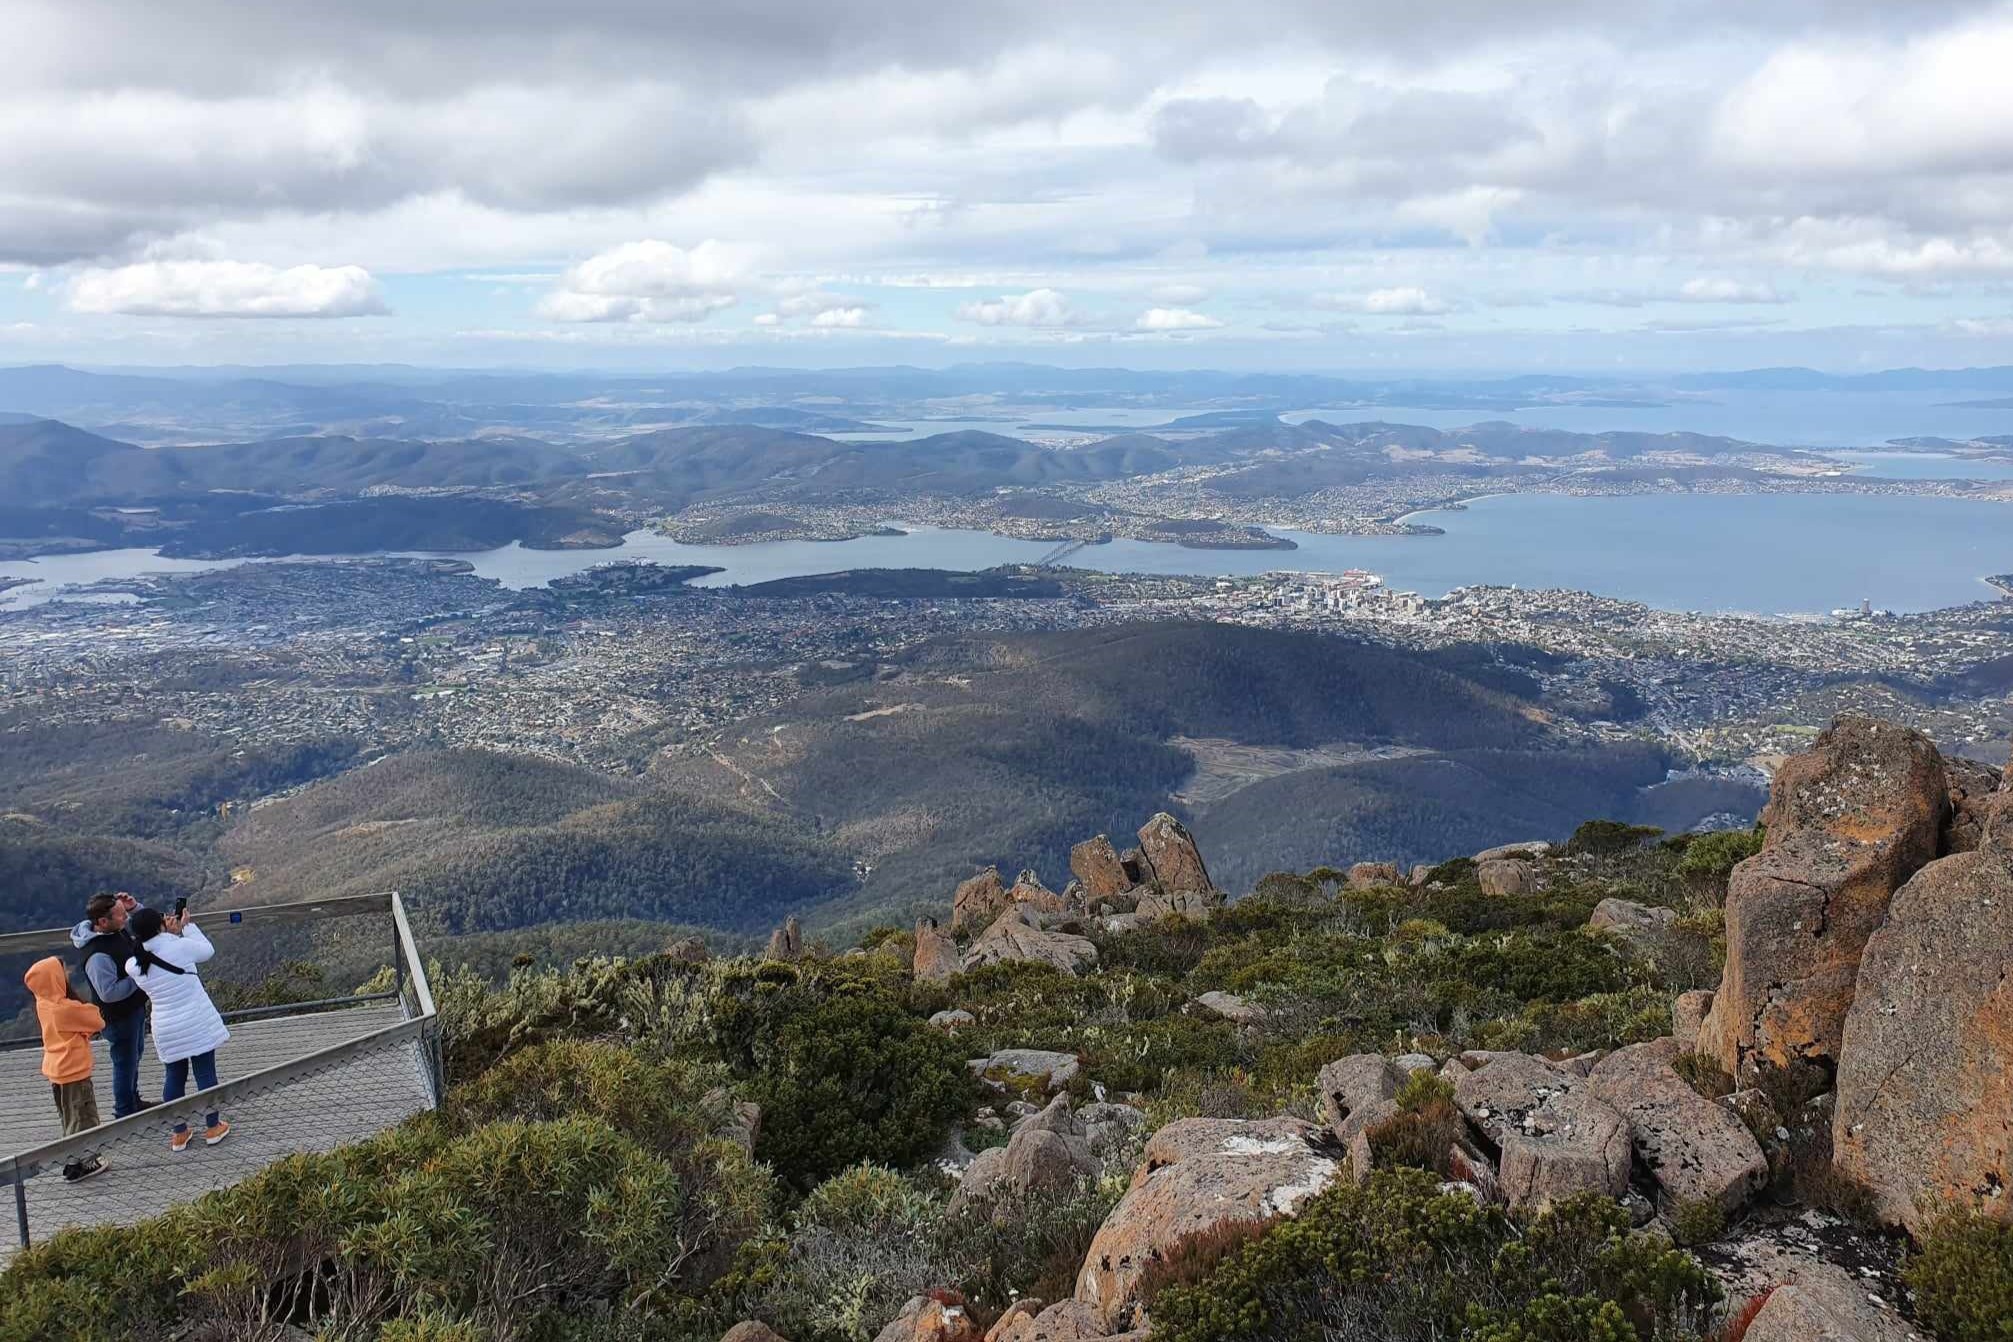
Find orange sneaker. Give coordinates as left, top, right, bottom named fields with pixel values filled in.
left=203, top=1121, right=231, bottom=1147
left=169, top=1129, right=193, bottom=1153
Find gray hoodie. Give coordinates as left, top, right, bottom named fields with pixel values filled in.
left=70, top=909, right=145, bottom=1009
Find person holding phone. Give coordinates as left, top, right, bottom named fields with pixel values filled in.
left=69, top=890, right=154, bottom=1119
left=123, top=906, right=232, bottom=1151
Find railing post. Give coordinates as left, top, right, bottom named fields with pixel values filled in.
left=12, top=1156, right=29, bottom=1249
left=392, top=905, right=407, bottom=1009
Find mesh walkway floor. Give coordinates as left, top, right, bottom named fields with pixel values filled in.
left=0, top=1002, right=432, bottom=1255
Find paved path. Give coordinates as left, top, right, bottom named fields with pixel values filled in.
left=0, top=1003, right=432, bottom=1254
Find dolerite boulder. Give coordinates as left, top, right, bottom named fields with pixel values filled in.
left=952, top=867, right=1011, bottom=934
left=1191, top=990, right=1265, bottom=1025
left=721, top=1323, right=790, bottom=1342
left=1587, top=1039, right=1768, bottom=1214
left=950, top=1095, right=1099, bottom=1216
left=1133, top=887, right=1220, bottom=922
left=1588, top=898, right=1679, bottom=940
left=1943, top=755, right=2005, bottom=855
left=1136, top=813, right=1212, bottom=895
left=913, top=918, right=960, bottom=983
left=963, top=905, right=1098, bottom=976
left=764, top=916, right=803, bottom=961
left=1700, top=718, right=1946, bottom=1080
left=1476, top=858, right=1538, bottom=896
left=1316, top=1053, right=1403, bottom=1172
left=972, top=1048, right=1082, bottom=1093
left=665, top=935, right=710, bottom=963
left=989, top=1300, right=1146, bottom=1342
left=1832, top=847, right=2013, bottom=1235
left=1451, top=1051, right=1580, bottom=1147
left=1672, top=989, right=1716, bottom=1052
left=1738, top=1264, right=1920, bottom=1342
left=1347, top=861, right=1403, bottom=890
left=1496, top=1090, right=1633, bottom=1211
left=1070, top=836, right=1134, bottom=902
left=1075, top=1117, right=1340, bottom=1332
left=874, top=1295, right=980, bottom=1342
left=1010, top=869, right=1069, bottom=919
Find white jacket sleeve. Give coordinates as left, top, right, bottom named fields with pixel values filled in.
left=176, top=924, right=217, bottom=966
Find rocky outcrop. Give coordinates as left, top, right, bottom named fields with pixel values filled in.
left=1316, top=1054, right=1403, bottom=1172
left=1133, top=888, right=1219, bottom=922
left=1672, top=989, right=1715, bottom=1052
left=1076, top=1117, right=1339, bottom=1332
left=950, top=1095, right=1100, bottom=1216
left=874, top=1295, right=980, bottom=1342
left=1739, top=1268, right=1920, bottom=1342
left=913, top=918, right=960, bottom=983
left=1078, top=1102, right=1148, bottom=1159
left=1010, top=869, right=1068, bottom=919
left=1943, top=755, right=2005, bottom=855
left=665, top=935, right=710, bottom=963
left=1347, top=861, right=1402, bottom=889
left=952, top=867, right=1011, bottom=934
left=1588, top=897, right=1678, bottom=938
left=929, top=1009, right=975, bottom=1031
left=764, top=916, right=802, bottom=961
left=963, top=905, right=1098, bottom=976
left=1476, top=858, right=1538, bottom=896
left=1496, top=1090, right=1633, bottom=1212
left=1452, top=1052, right=1580, bottom=1147
left=972, top=1048, right=1081, bottom=1093
left=1070, top=836, right=1134, bottom=902
left=989, top=1300, right=1146, bottom=1342
left=721, top=1322, right=790, bottom=1342
left=1833, top=846, right=2013, bottom=1235
left=1700, top=718, right=1947, bottom=1081
left=1588, top=1039, right=1768, bottom=1214
left=1191, top=990, right=1265, bottom=1025
left=1136, top=813, right=1212, bottom=895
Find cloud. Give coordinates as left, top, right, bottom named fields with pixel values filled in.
left=539, top=239, right=745, bottom=323
left=809, top=306, right=869, bottom=327
left=1134, top=306, right=1222, bottom=331
left=1677, top=276, right=1786, bottom=303
left=1314, top=286, right=1451, bottom=316
left=954, top=287, right=1081, bottom=327
left=1150, top=282, right=1210, bottom=305
left=66, top=259, right=387, bottom=317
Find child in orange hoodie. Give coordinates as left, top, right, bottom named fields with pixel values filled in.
left=25, top=957, right=109, bottom=1182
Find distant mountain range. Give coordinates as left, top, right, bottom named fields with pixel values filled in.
left=8, top=360, right=2013, bottom=448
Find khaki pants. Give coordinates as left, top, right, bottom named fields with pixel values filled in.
left=52, top=1078, right=100, bottom=1136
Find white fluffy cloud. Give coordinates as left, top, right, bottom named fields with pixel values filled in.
left=1134, top=306, right=1222, bottom=331
left=66, top=259, right=386, bottom=317
left=539, top=239, right=745, bottom=322
left=954, top=288, right=1081, bottom=327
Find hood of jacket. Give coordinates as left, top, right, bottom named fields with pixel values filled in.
left=26, top=956, right=72, bottom=1002
left=70, top=920, right=96, bottom=949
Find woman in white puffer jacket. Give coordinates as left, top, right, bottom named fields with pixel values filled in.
left=124, top=908, right=233, bottom=1151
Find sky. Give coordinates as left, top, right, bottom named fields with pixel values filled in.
left=8, top=0, right=2013, bottom=372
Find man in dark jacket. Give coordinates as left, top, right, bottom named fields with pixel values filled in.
left=69, top=892, right=153, bottom=1118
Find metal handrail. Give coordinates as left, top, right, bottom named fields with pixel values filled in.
left=4, top=891, right=440, bottom=1247
left=0, top=891, right=396, bottom=957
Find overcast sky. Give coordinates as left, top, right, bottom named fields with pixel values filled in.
left=8, top=0, right=2013, bottom=372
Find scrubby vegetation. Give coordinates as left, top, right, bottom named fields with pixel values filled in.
left=0, top=837, right=1829, bottom=1341
left=1906, top=1209, right=2013, bottom=1342
left=1149, top=1170, right=1721, bottom=1342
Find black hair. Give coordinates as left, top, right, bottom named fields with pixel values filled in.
left=126, top=909, right=185, bottom=977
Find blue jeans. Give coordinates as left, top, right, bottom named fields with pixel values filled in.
left=100, top=1011, right=147, bottom=1119
left=162, top=1050, right=220, bottom=1134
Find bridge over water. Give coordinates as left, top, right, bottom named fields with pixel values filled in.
left=0, top=893, right=439, bottom=1255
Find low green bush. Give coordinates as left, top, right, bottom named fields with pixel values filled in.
left=1673, top=829, right=1763, bottom=903
left=1906, top=1207, right=2013, bottom=1342
left=1149, top=1169, right=1720, bottom=1342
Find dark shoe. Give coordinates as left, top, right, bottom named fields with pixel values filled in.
left=63, top=1157, right=108, bottom=1183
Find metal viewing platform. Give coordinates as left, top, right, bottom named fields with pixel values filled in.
left=0, top=892, right=440, bottom=1255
